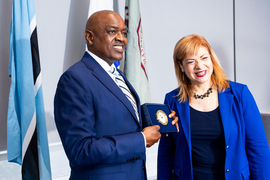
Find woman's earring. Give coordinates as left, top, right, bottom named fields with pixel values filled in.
left=182, top=72, right=185, bottom=82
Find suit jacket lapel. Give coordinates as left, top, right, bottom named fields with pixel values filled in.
left=218, top=88, right=233, bottom=145
left=81, top=52, right=141, bottom=126
left=177, top=99, right=191, bottom=149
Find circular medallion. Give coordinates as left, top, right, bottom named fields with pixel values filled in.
left=156, top=110, right=168, bottom=125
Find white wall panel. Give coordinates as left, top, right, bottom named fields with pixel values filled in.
left=136, top=0, right=234, bottom=104
left=235, top=0, right=270, bottom=113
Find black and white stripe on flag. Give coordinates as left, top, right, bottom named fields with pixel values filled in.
left=22, top=23, right=41, bottom=180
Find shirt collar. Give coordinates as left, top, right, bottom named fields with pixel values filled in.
left=87, top=51, right=116, bottom=72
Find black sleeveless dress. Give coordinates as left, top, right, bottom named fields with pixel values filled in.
left=190, top=106, right=225, bottom=180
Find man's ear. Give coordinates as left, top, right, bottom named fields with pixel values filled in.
left=85, top=30, right=94, bottom=46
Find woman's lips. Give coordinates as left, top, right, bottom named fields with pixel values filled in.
left=195, top=70, right=206, bottom=77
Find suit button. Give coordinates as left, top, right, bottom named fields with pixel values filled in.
left=226, top=169, right=230, bottom=173
left=226, top=145, right=229, bottom=148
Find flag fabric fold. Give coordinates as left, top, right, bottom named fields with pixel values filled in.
left=7, top=0, right=51, bottom=179
left=124, top=0, right=151, bottom=104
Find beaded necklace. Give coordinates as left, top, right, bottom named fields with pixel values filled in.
left=194, top=86, right=213, bottom=99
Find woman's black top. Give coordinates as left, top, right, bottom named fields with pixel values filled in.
left=190, top=106, right=225, bottom=180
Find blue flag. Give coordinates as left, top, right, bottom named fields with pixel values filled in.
left=114, top=61, right=120, bottom=69
left=7, top=0, right=51, bottom=179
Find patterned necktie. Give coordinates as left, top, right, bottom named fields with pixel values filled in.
left=109, top=66, right=139, bottom=122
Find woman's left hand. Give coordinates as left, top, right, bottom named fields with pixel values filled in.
left=167, top=110, right=179, bottom=136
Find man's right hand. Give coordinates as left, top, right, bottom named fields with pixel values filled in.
left=142, top=125, right=161, bottom=148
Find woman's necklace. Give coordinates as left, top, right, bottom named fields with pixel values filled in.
left=194, top=86, right=213, bottom=99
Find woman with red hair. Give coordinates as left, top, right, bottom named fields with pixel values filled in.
left=158, top=34, right=270, bottom=180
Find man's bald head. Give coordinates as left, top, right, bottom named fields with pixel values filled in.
left=84, top=10, right=127, bottom=65
left=85, top=10, right=120, bottom=31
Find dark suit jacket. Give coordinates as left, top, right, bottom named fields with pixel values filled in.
left=158, top=81, right=270, bottom=180
left=54, top=52, right=147, bottom=180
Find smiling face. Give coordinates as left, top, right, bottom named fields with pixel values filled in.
left=85, top=11, right=127, bottom=65
left=179, top=46, right=213, bottom=86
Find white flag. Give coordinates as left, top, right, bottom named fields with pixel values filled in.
left=124, top=0, right=151, bottom=104
left=88, top=0, right=113, bottom=17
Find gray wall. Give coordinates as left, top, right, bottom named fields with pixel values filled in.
left=0, top=0, right=269, bottom=179
left=235, top=1, right=270, bottom=113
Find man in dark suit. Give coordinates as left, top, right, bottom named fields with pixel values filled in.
left=54, top=10, right=177, bottom=180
